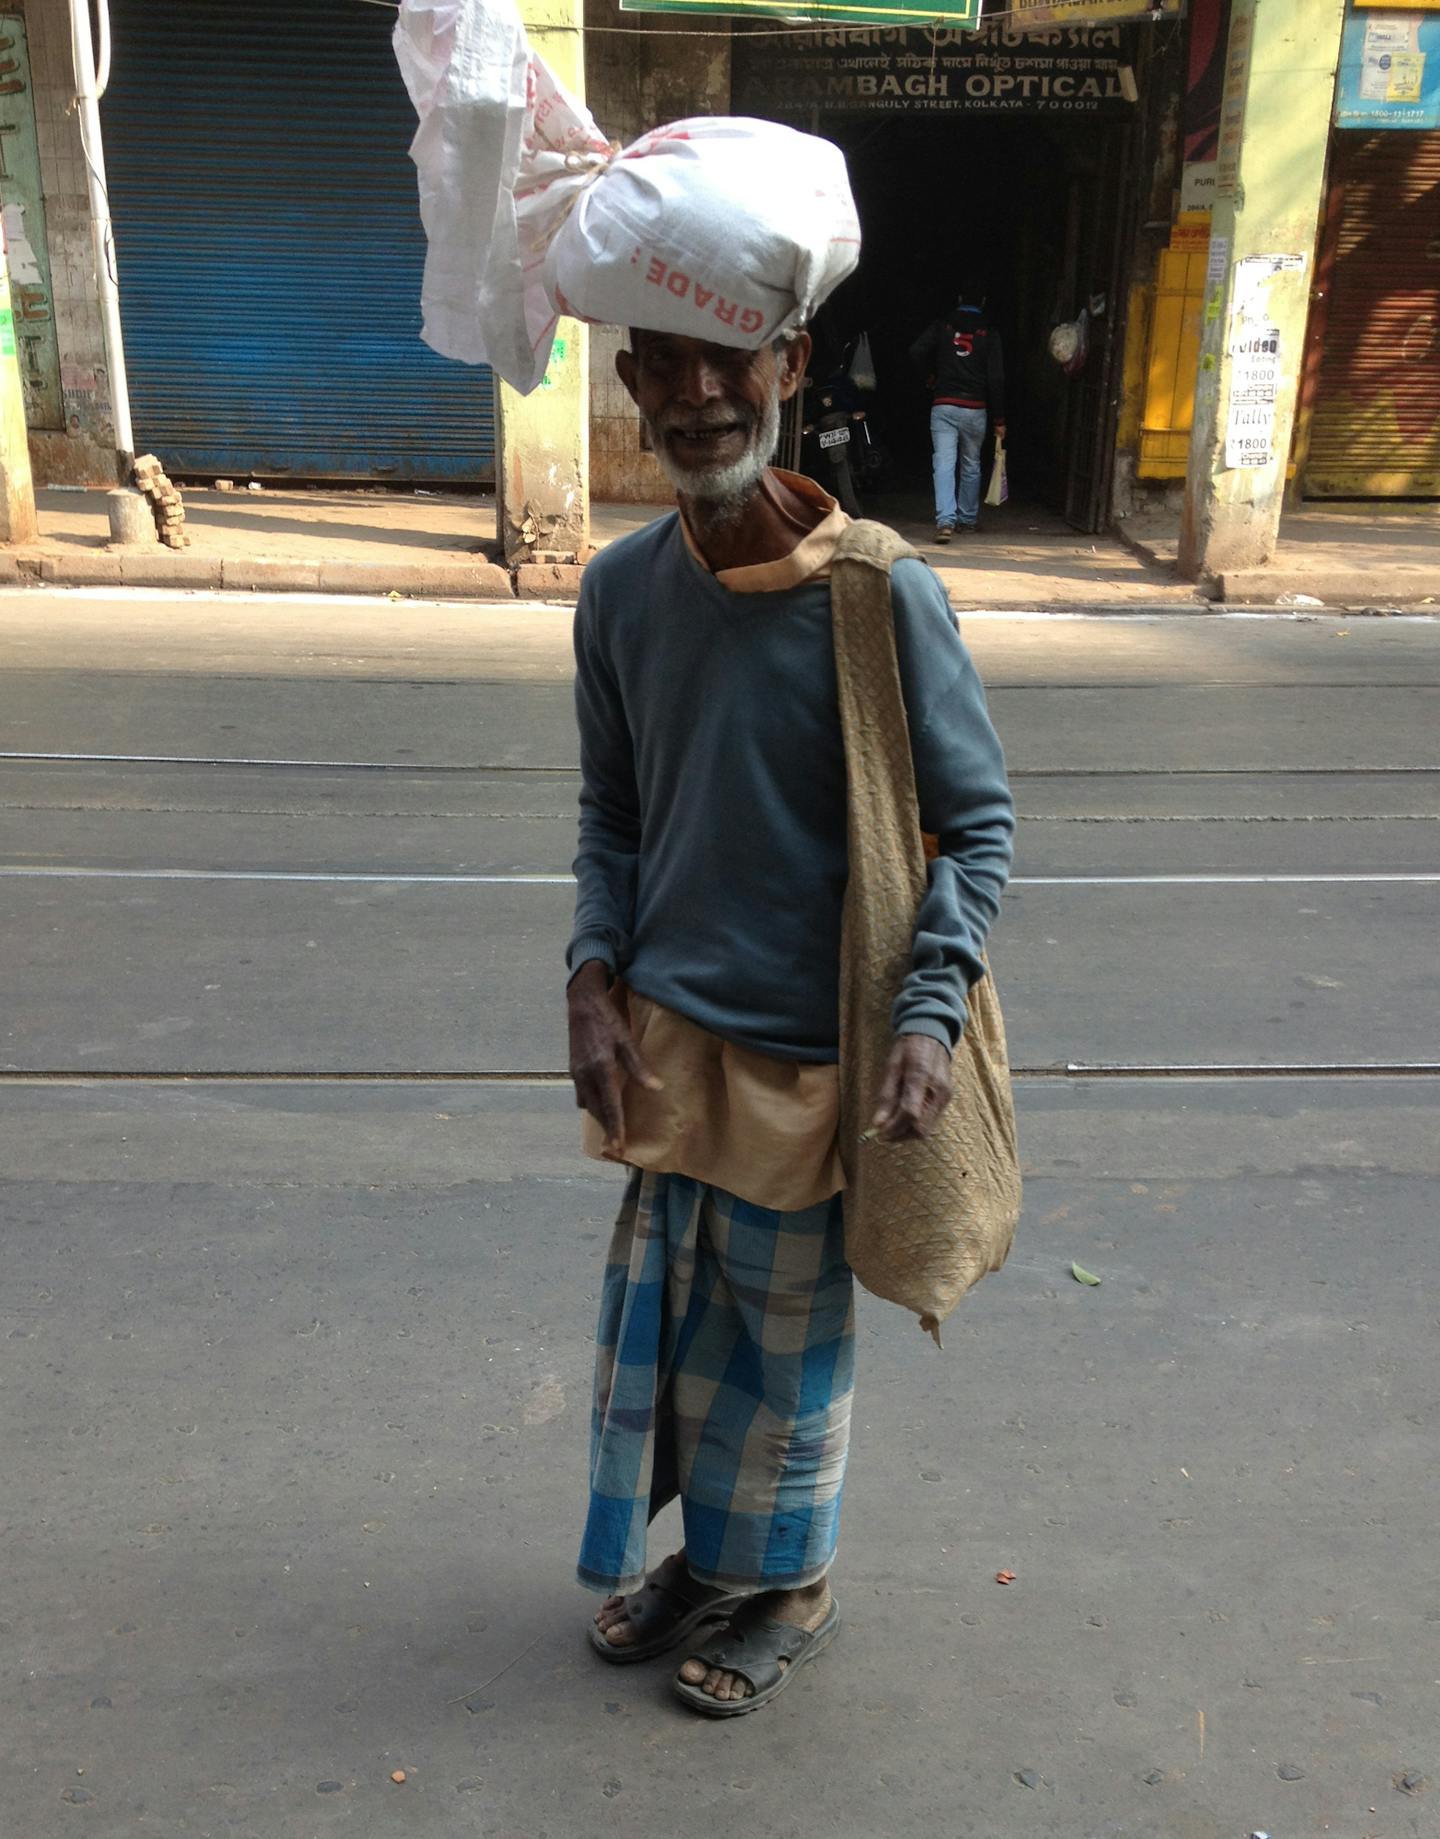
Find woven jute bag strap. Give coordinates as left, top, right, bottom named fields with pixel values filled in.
left=831, top=521, right=1022, bottom=1339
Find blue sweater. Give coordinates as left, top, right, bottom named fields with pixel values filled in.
left=567, top=515, right=1014, bottom=1063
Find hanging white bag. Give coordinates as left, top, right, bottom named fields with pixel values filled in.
left=394, top=0, right=862, bottom=395
left=394, top=0, right=611, bottom=393
left=985, top=434, right=1009, bottom=508
left=848, top=330, right=878, bottom=392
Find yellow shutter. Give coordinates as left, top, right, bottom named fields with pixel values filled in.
left=1138, top=217, right=1209, bottom=479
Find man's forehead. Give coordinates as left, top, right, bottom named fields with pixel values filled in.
left=631, top=329, right=765, bottom=364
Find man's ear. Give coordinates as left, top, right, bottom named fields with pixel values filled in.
left=777, top=332, right=811, bottom=403
left=615, top=346, right=639, bottom=406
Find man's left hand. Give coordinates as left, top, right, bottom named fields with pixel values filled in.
left=870, top=1034, right=953, bottom=1143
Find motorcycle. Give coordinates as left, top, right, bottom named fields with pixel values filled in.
left=801, top=367, right=868, bottom=517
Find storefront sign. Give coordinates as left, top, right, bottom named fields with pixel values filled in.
left=1179, top=0, right=1231, bottom=212
left=0, top=15, right=62, bottom=428
left=1335, top=4, right=1440, bottom=128
left=731, top=21, right=1138, bottom=118
left=622, top=0, right=980, bottom=25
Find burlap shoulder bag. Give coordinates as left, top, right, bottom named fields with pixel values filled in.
left=832, top=519, right=1022, bottom=1340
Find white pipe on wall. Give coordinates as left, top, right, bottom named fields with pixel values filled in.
left=69, top=0, right=133, bottom=467
left=94, top=0, right=112, bottom=99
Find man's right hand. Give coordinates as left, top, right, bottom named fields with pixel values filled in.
left=567, top=960, right=662, bottom=1153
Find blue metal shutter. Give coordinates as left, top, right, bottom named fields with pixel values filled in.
left=102, top=0, right=493, bottom=483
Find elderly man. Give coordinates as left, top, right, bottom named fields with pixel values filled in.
left=566, top=322, right=1014, bottom=1716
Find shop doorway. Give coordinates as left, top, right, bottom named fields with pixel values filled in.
left=805, top=114, right=1135, bottom=534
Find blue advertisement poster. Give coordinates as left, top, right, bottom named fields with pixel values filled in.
left=1335, top=3, right=1440, bottom=128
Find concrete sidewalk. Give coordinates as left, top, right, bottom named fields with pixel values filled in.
left=11, top=481, right=1436, bottom=607
left=1125, top=502, right=1440, bottom=607
left=8, top=484, right=1205, bottom=609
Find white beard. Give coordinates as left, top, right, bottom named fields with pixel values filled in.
left=650, top=380, right=782, bottom=520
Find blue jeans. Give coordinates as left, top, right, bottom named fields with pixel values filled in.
left=930, top=404, right=988, bottom=528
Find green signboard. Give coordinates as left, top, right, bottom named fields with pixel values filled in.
left=621, top=0, right=981, bottom=30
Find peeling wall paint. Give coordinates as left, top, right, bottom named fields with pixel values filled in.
left=0, top=13, right=63, bottom=429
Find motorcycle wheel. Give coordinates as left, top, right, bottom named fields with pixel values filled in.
left=829, top=453, right=862, bottom=519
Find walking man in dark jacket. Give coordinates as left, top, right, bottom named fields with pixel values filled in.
left=910, top=285, right=1005, bottom=541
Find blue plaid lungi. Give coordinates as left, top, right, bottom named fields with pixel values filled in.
left=578, top=1170, right=855, bottom=1597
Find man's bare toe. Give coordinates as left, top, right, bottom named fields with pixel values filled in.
left=678, top=1657, right=708, bottom=1685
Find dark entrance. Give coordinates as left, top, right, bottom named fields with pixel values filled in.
left=731, top=23, right=1139, bottom=532
left=808, top=113, right=1134, bottom=533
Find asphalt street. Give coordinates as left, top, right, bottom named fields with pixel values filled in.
left=2, top=587, right=1437, bottom=1839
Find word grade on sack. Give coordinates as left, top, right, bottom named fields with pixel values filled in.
left=633, top=254, right=769, bottom=336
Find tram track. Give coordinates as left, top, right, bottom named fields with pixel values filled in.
left=2, top=1063, right=1437, bottom=1085
left=1, top=863, right=1437, bottom=887
left=5, top=750, right=1440, bottom=776
left=5, top=673, right=1434, bottom=1089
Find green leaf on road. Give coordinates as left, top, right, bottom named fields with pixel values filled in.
left=1071, top=1262, right=1102, bottom=1286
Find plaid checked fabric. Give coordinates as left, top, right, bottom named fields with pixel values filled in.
left=579, top=1170, right=855, bottom=1596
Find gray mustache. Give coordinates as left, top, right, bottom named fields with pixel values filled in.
left=656, top=409, right=756, bottom=437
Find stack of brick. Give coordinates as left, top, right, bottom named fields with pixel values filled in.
left=132, top=454, right=189, bottom=549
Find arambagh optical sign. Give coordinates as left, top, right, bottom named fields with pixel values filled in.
left=732, top=19, right=1139, bottom=117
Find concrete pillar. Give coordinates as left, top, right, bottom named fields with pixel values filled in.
left=495, top=0, right=589, bottom=567
left=0, top=233, right=39, bottom=544
left=1178, top=0, right=1346, bottom=582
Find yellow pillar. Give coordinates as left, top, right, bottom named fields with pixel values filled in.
left=1178, top=0, right=1346, bottom=582
left=496, top=0, right=589, bottom=568
left=0, top=232, right=38, bottom=545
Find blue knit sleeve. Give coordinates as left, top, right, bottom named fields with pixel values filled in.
left=888, top=558, right=1014, bottom=1049
left=567, top=576, right=640, bottom=978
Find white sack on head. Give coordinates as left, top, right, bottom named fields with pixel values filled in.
left=548, top=117, right=860, bottom=355
left=395, top=0, right=861, bottom=395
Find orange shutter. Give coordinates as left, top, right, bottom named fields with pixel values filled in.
left=1305, top=131, right=1440, bottom=498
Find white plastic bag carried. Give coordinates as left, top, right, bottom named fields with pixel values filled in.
left=985, top=434, right=1009, bottom=509
left=395, top=0, right=861, bottom=394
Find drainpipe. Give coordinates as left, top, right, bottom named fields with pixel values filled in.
left=68, top=0, right=134, bottom=475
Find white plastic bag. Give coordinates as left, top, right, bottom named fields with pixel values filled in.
left=985, top=434, right=1009, bottom=508
left=848, top=330, right=877, bottom=392
left=1047, top=307, right=1089, bottom=377
left=394, top=0, right=610, bottom=392
left=395, top=0, right=861, bottom=394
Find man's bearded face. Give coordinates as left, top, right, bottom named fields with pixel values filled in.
left=619, top=333, right=800, bottom=509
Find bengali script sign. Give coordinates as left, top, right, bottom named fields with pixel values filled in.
left=732, top=20, right=1138, bottom=117
left=621, top=0, right=981, bottom=27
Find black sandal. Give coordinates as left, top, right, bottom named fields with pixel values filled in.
left=587, top=1572, right=745, bottom=1666
left=671, top=1597, right=841, bottom=1717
